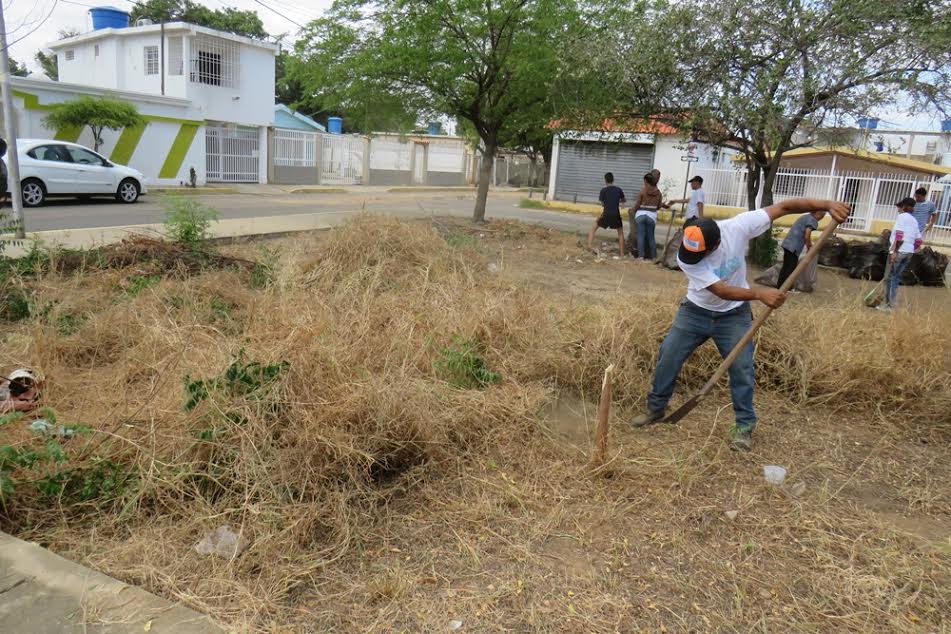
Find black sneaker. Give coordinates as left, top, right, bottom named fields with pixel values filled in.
left=630, top=409, right=666, bottom=428
left=729, top=426, right=752, bottom=452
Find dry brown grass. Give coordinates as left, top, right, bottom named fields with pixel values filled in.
left=0, top=215, right=948, bottom=632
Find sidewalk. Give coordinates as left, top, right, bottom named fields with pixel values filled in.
left=0, top=532, right=222, bottom=633
left=149, top=183, right=525, bottom=196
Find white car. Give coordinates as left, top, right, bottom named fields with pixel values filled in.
left=4, top=139, right=147, bottom=207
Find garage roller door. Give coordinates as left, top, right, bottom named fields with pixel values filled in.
left=554, top=141, right=655, bottom=203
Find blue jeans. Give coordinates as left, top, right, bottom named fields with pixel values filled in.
left=636, top=215, right=656, bottom=259
left=885, top=253, right=912, bottom=307
left=647, top=300, right=757, bottom=432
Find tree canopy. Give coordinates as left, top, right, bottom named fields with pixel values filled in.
left=129, top=0, right=268, bottom=39
left=594, top=0, right=951, bottom=208
left=291, top=0, right=590, bottom=222
left=44, top=97, right=146, bottom=153
left=8, top=58, right=28, bottom=77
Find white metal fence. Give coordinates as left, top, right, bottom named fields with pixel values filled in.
left=273, top=129, right=317, bottom=167
left=320, top=134, right=365, bottom=185
left=694, top=166, right=951, bottom=245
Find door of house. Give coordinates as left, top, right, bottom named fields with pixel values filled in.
left=206, top=124, right=260, bottom=183
left=412, top=143, right=427, bottom=185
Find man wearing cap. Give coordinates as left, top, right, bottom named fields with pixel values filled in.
left=630, top=198, right=850, bottom=451
left=668, top=175, right=705, bottom=222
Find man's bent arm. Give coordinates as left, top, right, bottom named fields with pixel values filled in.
left=708, top=281, right=786, bottom=309
left=765, top=198, right=850, bottom=223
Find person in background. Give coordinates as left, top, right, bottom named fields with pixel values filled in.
left=667, top=175, right=705, bottom=223
left=629, top=198, right=850, bottom=452
left=587, top=172, right=627, bottom=255
left=630, top=172, right=669, bottom=260
left=880, top=197, right=923, bottom=312
left=776, top=210, right=826, bottom=289
left=912, top=187, right=938, bottom=236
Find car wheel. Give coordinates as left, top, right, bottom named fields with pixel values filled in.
left=116, top=178, right=140, bottom=204
left=21, top=178, right=46, bottom=208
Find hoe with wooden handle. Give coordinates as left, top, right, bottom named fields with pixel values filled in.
left=662, top=219, right=840, bottom=425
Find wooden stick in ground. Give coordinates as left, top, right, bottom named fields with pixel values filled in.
left=591, top=364, right=615, bottom=467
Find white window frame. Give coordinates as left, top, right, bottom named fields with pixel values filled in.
left=144, top=45, right=159, bottom=75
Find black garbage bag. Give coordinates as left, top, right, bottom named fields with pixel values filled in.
left=908, top=247, right=949, bottom=287
left=819, top=235, right=849, bottom=268
left=847, top=241, right=887, bottom=281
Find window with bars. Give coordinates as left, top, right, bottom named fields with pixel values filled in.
left=64, top=50, right=75, bottom=61
left=144, top=45, right=159, bottom=75
left=168, top=36, right=183, bottom=75
left=189, top=35, right=239, bottom=88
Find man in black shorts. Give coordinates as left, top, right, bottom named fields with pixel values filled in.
left=588, top=172, right=626, bottom=255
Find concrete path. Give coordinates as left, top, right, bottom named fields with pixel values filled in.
left=0, top=532, right=222, bottom=633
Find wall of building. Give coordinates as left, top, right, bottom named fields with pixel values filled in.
left=8, top=78, right=205, bottom=186
left=855, top=129, right=951, bottom=160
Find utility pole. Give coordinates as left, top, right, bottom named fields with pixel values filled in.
left=0, top=2, right=26, bottom=238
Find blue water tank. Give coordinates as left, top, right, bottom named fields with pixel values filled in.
left=942, top=119, right=951, bottom=133
left=89, top=6, right=130, bottom=30
left=428, top=122, right=441, bottom=136
left=327, top=117, right=343, bottom=134
left=874, top=141, right=884, bottom=152
left=857, top=117, right=879, bottom=129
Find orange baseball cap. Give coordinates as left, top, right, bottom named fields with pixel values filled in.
left=679, top=218, right=721, bottom=264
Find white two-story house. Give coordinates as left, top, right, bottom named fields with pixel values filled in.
left=9, top=15, right=277, bottom=185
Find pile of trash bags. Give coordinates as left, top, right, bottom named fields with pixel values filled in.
left=818, top=235, right=948, bottom=286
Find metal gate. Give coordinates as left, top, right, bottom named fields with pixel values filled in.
left=206, top=125, right=260, bottom=183
left=320, top=134, right=364, bottom=185
left=554, top=140, right=655, bottom=202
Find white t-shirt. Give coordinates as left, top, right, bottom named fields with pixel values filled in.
left=686, top=188, right=705, bottom=220
left=891, top=213, right=922, bottom=254
left=635, top=208, right=658, bottom=221
left=677, top=209, right=772, bottom=312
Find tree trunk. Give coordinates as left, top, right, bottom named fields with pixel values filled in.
left=760, top=163, right=779, bottom=208
left=473, top=139, right=497, bottom=223
left=745, top=163, right=762, bottom=210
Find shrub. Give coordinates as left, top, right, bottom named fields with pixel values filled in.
left=162, top=195, right=219, bottom=248
left=435, top=338, right=502, bottom=389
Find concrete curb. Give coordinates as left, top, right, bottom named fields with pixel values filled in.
left=288, top=187, right=348, bottom=194
left=4, top=213, right=336, bottom=257
left=150, top=187, right=240, bottom=195
left=0, top=532, right=223, bottom=633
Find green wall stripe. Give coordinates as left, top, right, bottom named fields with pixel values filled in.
left=159, top=124, right=200, bottom=179
left=109, top=123, right=146, bottom=165
left=53, top=125, right=83, bottom=142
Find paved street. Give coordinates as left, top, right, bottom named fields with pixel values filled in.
left=14, top=189, right=586, bottom=231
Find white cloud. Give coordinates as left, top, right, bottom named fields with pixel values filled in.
left=4, top=0, right=332, bottom=73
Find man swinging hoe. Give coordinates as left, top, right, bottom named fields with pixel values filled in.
left=630, top=197, right=851, bottom=452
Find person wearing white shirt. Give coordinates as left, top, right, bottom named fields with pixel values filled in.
left=668, top=175, right=705, bottom=221
left=881, top=197, right=923, bottom=311
left=630, top=197, right=851, bottom=452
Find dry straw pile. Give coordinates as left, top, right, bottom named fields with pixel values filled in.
left=0, top=216, right=948, bottom=630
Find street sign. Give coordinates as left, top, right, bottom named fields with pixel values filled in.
left=681, top=155, right=700, bottom=162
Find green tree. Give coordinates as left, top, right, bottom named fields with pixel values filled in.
left=292, top=0, right=587, bottom=222
left=8, top=58, right=28, bottom=77
left=129, top=0, right=268, bottom=39
left=602, top=0, right=951, bottom=209
left=34, top=51, right=57, bottom=80
left=44, top=97, right=146, bottom=152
